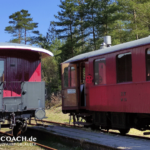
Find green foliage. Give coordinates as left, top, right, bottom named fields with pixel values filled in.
left=42, top=57, right=61, bottom=95
left=117, top=0, right=150, bottom=40
left=54, top=0, right=85, bottom=62
left=5, top=9, right=39, bottom=44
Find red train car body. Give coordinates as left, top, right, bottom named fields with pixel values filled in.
left=1, top=50, right=41, bottom=97
left=61, top=36, right=150, bottom=134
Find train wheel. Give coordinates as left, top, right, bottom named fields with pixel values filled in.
left=91, top=124, right=99, bottom=130
left=13, top=123, right=22, bottom=137
left=119, top=128, right=130, bottom=135
left=21, top=124, right=27, bottom=134
left=84, top=125, right=89, bottom=128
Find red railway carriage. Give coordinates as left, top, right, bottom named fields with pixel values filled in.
left=0, top=43, right=53, bottom=136
left=61, top=36, right=150, bottom=134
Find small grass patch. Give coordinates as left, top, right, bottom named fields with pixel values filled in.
left=45, top=106, right=70, bottom=123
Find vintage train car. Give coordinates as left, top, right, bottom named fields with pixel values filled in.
left=0, top=43, right=53, bottom=136
left=61, top=36, right=150, bottom=134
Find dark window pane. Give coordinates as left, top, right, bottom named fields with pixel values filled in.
left=94, top=58, right=106, bottom=85
left=64, top=67, right=68, bottom=87
left=0, top=61, right=4, bottom=81
left=117, top=52, right=132, bottom=83
left=70, top=66, right=76, bottom=87
left=146, top=49, right=150, bottom=80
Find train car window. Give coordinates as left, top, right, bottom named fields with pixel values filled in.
left=94, top=58, right=106, bottom=85
left=117, top=52, right=132, bottom=83
left=146, top=49, right=150, bottom=81
left=70, top=66, right=76, bottom=87
left=0, top=61, right=4, bottom=82
left=64, top=67, right=69, bottom=87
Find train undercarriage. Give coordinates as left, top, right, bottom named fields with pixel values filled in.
left=0, top=81, right=46, bottom=137
left=64, top=110, right=150, bottom=135
left=0, top=110, right=43, bottom=137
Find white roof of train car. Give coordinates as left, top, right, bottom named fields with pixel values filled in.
left=64, top=36, right=150, bottom=63
left=0, top=43, right=53, bottom=58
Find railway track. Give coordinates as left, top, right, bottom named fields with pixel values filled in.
left=29, top=119, right=150, bottom=141
left=0, top=131, right=57, bottom=150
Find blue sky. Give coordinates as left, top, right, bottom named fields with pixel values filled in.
left=0, top=0, right=61, bottom=42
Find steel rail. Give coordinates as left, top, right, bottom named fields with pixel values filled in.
left=0, top=131, right=57, bottom=150
left=31, top=119, right=75, bottom=127
left=27, top=140, right=57, bottom=150
left=30, top=119, right=84, bottom=128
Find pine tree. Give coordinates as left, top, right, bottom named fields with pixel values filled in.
left=95, top=1, right=118, bottom=35
left=83, top=0, right=120, bottom=48
left=74, top=0, right=89, bottom=52
left=117, top=0, right=150, bottom=40
left=84, top=0, right=99, bottom=51
left=5, top=9, right=39, bottom=44
left=31, top=22, right=57, bottom=50
left=54, top=0, right=77, bottom=59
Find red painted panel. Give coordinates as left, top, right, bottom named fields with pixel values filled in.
left=0, top=50, right=41, bottom=97
left=88, top=82, right=150, bottom=114
left=3, top=90, right=11, bottom=97
left=132, top=46, right=146, bottom=82
left=29, top=62, right=41, bottom=82
left=106, top=53, right=116, bottom=84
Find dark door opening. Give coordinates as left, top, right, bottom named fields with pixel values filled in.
left=80, top=63, right=86, bottom=107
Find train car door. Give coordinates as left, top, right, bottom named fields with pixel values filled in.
left=62, top=63, right=78, bottom=108
left=80, top=62, right=85, bottom=107
left=0, top=59, right=5, bottom=83
left=80, top=61, right=89, bottom=108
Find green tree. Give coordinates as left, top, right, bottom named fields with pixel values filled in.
left=40, top=38, right=63, bottom=95
left=117, top=0, right=150, bottom=40
left=42, top=57, right=61, bottom=96
left=83, top=0, right=98, bottom=51
left=5, top=9, right=39, bottom=44
left=54, top=0, right=79, bottom=60
left=74, top=0, right=89, bottom=52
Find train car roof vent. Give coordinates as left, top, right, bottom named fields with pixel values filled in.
left=100, top=36, right=111, bottom=49
left=100, top=42, right=107, bottom=49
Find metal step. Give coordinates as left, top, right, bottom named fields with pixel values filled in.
left=143, top=132, right=150, bottom=135
left=76, top=113, right=92, bottom=117
left=74, top=122, right=92, bottom=126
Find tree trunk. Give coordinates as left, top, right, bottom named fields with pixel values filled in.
left=81, top=18, right=84, bottom=52
left=133, top=9, right=138, bottom=39
left=19, top=29, right=21, bottom=44
left=25, top=29, right=26, bottom=44
left=92, top=7, right=96, bottom=50
left=78, top=0, right=84, bottom=52
left=70, top=24, right=73, bottom=57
